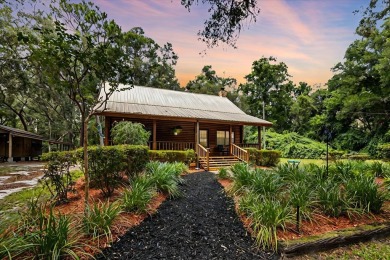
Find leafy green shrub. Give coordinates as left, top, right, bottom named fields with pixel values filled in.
left=328, top=150, right=345, bottom=161
left=145, top=162, right=184, bottom=198
left=121, top=145, right=149, bottom=177
left=266, top=132, right=326, bottom=159
left=41, top=151, right=77, bottom=203
left=83, top=200, right=122, bottom=243
left=245, top=148, right=280, bottom=166
left=148, top=149, right=195, bottom=164
left=76, top=146, right=126, bottom=197
left=217, top=167, right=230, bottom=179
left=347, top=153, right=370, bottom=161
left=377, top=143, right=390, bottom=161
left=122, top=175, right=156, bottom=213
left=111, top=121, right=151, bottom=145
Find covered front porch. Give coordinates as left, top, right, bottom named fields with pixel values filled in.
left=104, top=116, right=264, bottom=170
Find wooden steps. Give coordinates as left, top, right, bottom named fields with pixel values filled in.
left=199, top=156, right=241, bottom=171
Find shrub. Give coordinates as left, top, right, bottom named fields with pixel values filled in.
left=377, top=143, right=390, bottom=161
left=122, top=175, right=156, bottom=213
left=347, top=153, right=370, bottom=161
left=245, top=148, right=280, bottom=166
left=41, top=151, right=77, bottom=203
left=121, top=145, right=149, bottom=177
left=76, top=146, right=126, bottom=197
left=111, top=121, right=151, bottom=145
left=148, top=149, right=196, bottom=164
left=328, top=150, right=345, bottom=161
left=83, top=200, right=122, bottom=243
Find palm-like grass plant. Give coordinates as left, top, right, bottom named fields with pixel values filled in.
left=83, top=200, right=122, bottom=243
left=122, top=175, right=156, bottom=213
left=229, top=163, right=253, bottom=194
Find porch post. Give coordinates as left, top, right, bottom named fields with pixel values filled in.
left=152, top=120, right=157, bottom=150
left=229, top=125, right=233, bottom=154
left=195, top=121, right=199, bottom=169
left=258, top=126, right=262, bottom=150
left=7, top=133, right=12, bottom=162
left=104, top=117, right=110, bottom=146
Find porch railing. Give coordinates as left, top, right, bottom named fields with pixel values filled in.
left=148, top=141, right=195, bottom=151
left=237, top=143, right=261, bottom=149
left=197, top=144, right=210, bottom=171
left=231, top=144, right=249, bottom=163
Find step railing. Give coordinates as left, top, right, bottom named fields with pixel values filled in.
left=197, top=144, right=210, bottom=171
left=231, top=144, right=249, bottom=163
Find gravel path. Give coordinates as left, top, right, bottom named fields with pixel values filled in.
left=99, top=171, right=277, bottom=259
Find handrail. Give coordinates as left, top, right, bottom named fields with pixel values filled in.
left=197, top=144, right=210, bottom=171
left=231, top=144, right=249, bottom=163
left=148, top=141, right=195, bottom=151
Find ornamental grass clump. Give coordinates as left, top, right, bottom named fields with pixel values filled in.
left=146, top=162, right=184, bottom=198
left=244, top=196, right=292, bottom=250
left=250, top=169, right=282, bottom=199
left=122, top=175, right=156, bottom=213
left=217, top=167, right=231, bottom=179
left=317, top=179, right=348, bottom=217
left=229, top=163, right=253, bottom=194
left=83, top=200, right=122, bottom=243
left=344, top=172, right=385, bottom=214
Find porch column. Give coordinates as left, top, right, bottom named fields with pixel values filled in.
left=152, top=120, right=157, bottom=150
left=195, top=121, right=199, bottom=169
left=229, top=125, right=233, bottom=154
left=258, top=126, right=262, bottom=150
left=7, top=133, right=12, bottom=162
left=104, top=117, right=110, bottom=146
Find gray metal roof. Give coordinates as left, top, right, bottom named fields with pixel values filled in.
left=97, top=85, right=272, bottom=126
left=0, top=125, right=46, bottom=140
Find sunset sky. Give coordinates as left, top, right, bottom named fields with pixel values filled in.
left=94, top=0, right=370, bottom=87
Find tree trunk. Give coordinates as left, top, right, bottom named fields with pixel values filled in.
left=83, top=115, right=91, bottom=210
left=96, top=115, right=104, bottom=146
left=80, top=113, right=85, bottom=147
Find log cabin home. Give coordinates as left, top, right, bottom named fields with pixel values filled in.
left=97, top=85, right=272, bottom=170
left=0, top=125, right=44, bottom=162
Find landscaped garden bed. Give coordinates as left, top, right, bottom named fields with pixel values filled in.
left=217, top=161, right=390, bottom=256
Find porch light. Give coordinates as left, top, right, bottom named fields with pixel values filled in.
left=172, top=126, right=183, bottom=135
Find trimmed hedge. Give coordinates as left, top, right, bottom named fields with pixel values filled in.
left=149, top=149, right=196, bottom=164
left=347, top=153, right=370, bottom=161
left=245, top=148, right=281, bottom=167
left=121, top=145, right=149, bottom=177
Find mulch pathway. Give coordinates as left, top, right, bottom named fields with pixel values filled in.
left=98, top=171, right=277, bottom=259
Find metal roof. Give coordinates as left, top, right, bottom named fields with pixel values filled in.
left=0, top=125, right=46, bottom=140
left=97, top=85, right=272, bottom=126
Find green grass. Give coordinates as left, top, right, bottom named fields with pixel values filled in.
left=293, top=237, right=390, bottom=259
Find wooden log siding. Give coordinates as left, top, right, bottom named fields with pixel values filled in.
left=105, top=116, right=243, bottom=151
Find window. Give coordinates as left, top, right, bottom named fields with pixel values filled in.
left=217, top=131, right=234, bottom=145
left=199, top=130, right=208, bottom=147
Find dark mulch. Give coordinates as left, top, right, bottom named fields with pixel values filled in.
left=98, top=171, right=277, bottom=259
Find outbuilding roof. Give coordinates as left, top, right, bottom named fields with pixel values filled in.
left=0, top=125, right=46, bottom=140
left=97, top=85, right=272, bottom=126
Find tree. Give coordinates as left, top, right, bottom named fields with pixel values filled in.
left=25, top=0, right=134, bottom=206
left=240, top=57, right=295, bottom=131
left=181, top=0, right=261, bottom=48
left=186, top=65, right=237, bottom=95
left=321, top=2, right=390, bottom=152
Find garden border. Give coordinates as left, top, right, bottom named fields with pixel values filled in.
left=279, top=222, right=390, bottom=257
